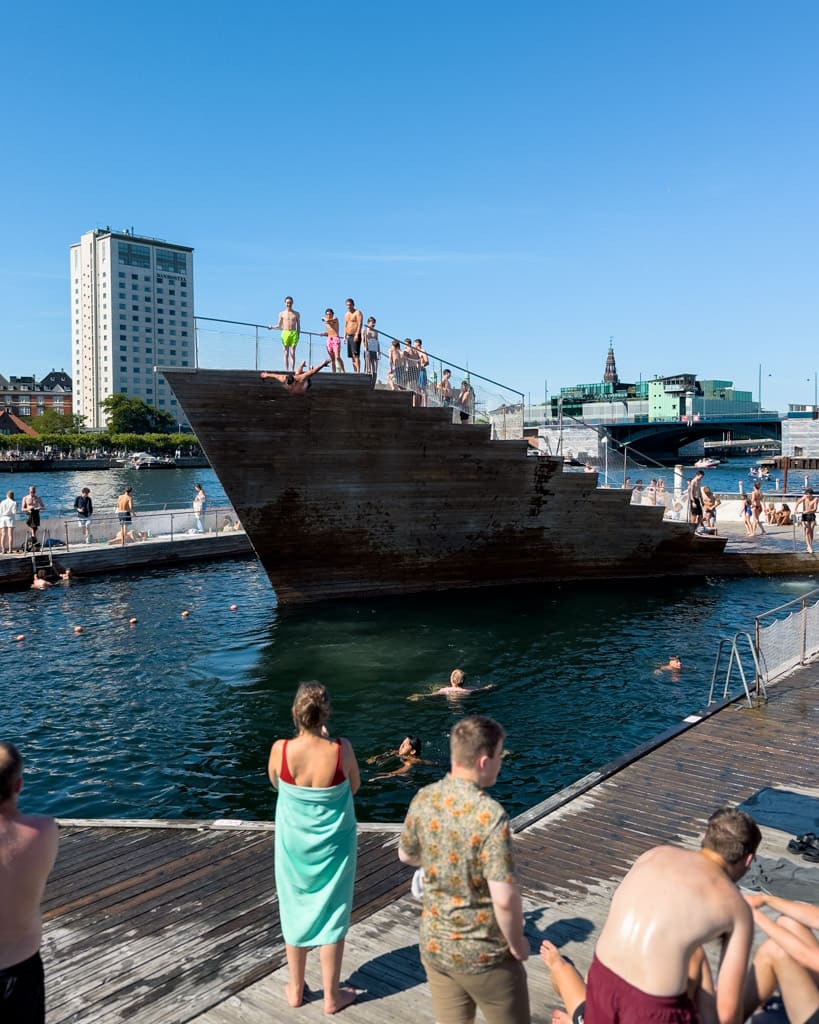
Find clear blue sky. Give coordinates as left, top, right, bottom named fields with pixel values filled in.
left=2, top=1, right=817, bottom=413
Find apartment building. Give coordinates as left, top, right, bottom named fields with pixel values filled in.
left=70, top=228, right=194, bottom=429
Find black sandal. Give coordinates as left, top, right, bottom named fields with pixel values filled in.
left=787, top=832, right=818, bottom=853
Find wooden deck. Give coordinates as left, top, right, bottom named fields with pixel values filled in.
left=42, top=666, right=818, bottom=1023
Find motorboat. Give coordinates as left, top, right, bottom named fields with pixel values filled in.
left=694, top=457, right=721, bottom=469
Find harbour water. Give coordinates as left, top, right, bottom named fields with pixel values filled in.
left=1, top=462, right=816, bottom=825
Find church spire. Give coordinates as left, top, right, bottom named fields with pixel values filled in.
left=603, top=338, right=618, bottom=385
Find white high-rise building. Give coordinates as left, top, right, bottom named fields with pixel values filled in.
left=70, top=228, right=195, bottom=429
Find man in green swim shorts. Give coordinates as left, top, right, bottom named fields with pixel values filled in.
left=269, top=296, right=301, bottom=372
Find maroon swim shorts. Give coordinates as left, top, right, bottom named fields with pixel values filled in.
left=584, top=955, right=698, bottom=1024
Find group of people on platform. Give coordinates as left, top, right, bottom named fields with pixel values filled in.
left=4, top=682, right=818, bottom=1023
left=265, top=295, right=477, bottom=420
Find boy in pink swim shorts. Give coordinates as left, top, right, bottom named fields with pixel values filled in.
left=321, top=309, right=345, bottom=373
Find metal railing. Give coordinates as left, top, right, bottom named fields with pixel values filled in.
left=194, top=316, right=525, bottom=440
left=16, top=506, right=243, bottom=553
left=754, top=587, right=819, bottom=684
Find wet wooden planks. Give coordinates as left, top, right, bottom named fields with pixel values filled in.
left=42, top=666, right=818, bottom=1023
left=42, top=823, right=412, bottom=1023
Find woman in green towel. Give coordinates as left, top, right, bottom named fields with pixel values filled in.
left=268, top=682, right=361, bottom=1013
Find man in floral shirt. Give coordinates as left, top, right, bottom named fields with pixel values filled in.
left=399, top=715, right=530, bottom=1024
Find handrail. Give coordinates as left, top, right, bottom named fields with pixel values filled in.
left=707, top=632, right=766, bottom=708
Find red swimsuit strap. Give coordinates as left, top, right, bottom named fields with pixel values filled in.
left=279, top=738, right=345, bottom=786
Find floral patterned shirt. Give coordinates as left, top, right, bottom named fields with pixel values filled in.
left=399, top=774, right=516, bottom=974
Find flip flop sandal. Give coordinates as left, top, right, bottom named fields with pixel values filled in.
left=787, top=832, right=818, bottom=853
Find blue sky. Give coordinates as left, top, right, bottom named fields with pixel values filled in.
left=2, top=1, right=817, bottom=413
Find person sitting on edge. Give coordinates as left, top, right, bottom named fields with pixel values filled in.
left=408, top=669, right=495, bottom=700
left=741, top=893, right=819, bottom=1024
left=540, top=806, right=760, bottom=1024
left=261, top=359, right=331, bottom=394
left=776, top=503, right=792, bottom=526
left=367, top=736, right=430, bottom=780
left=0, top=741, right=59, bottom=1024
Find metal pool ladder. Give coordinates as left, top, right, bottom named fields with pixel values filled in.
left=708, top=632, right=768, bottom=708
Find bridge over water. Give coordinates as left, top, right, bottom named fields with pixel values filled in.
left=602, top=414, right=781, bottom=461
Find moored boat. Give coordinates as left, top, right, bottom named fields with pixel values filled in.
left=694, top=457, right=721, bottom=468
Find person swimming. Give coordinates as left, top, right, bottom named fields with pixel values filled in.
left=408, top=668, right=494, bottom=701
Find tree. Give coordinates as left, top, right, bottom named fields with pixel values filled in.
left=28, top=410, right=86, bottom=435
left=100, top=394, right=176, bottom=434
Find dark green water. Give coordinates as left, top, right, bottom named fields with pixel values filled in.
left=1, top=504, right=814, bottom=823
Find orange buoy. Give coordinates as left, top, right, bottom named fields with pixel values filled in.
left=129, top=617, right=138, bottom=625
left=14, top=634, right=25, bottom=642
left=181, top=610, right=190, bottom=617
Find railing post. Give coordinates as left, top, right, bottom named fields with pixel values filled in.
left=255, top=327, right=260, bottom=371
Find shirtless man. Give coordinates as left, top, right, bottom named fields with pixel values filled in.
left=261, top=359, right=331, bottom=394
left=344, top=298, right=363, bottom=373
left=321, top=309, right=344, bottom=373
left=116, top=486, right=134, bottom=547
left=21, top=486, right=45, bottom=545
left=30, top=570, right=52, bottom=591
left=688, top=470, right=705, bottom=529
left=541, top=806, right=760, bottom=1024
left=0, top=742, right=59, bottom=1023
left=795, top=488, right=818, bottom=554
left=269, top=296, right=301, bottom=373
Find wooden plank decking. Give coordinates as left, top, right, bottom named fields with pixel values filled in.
left=42, top=666, right=818, bottom=1023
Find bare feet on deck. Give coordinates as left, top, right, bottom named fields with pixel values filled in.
left=324, top=985, right=357, bottom=1014
left=284, top=981, right=306, bottom=1008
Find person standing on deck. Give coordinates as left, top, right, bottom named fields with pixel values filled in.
left=399, top=716, right=531, bottom=1024
left=795, top=488, right=818, bottom=554
left=193, top=483, right=207, bottom=533
left=0, top=490, right=17, bottom=554
left=321, top=309, right=344, bottom=374
left=116, top=486, right=134, bottom=547
left=344, top=299, right=363, bottom=373
left=413, top=339, right=430, bottom=407
left=540, top=806, right=760, bottom=1024
left=269, top=296, right=301, bottom=373
left=750, top=482, right=766, bottom=536
left=21, top=486, right=45, bottom=546
left=363, top=317, right=380, bottom=380
left=74, top=487, right=93, bottom=543
left=687, top=470, right=705, bottom=528
left=0, top=742, right=59, bottom=1024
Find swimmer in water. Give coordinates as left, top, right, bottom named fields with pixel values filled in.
left=655, top=655, right=682, bottom=675
left=408, top=668, right=495, bottom=701
left=368, top=736, right=430, bottom=780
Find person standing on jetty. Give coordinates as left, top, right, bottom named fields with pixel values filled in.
left=750, top=481, right=766, bottom=536
left=74, top=487, right=93, bottom=543
left=687, top=469, right=705, bottom=529
left=269, top=296, right=301, bottom=373
left=795, top=488, right=818, bottom=554
left=540, top=806, right=760, bottom=1024
left=193, top=483, right=207, bottom=533
left=344, top=299, right=363, bottom=373
left=321, top=309, right=344, bottom=374
left=0, top=490, right=17, bottom=554
left=399, top=715, right=531, bottom=1024
left=116, top=486, right=134, bottom=547
left=267, top=683, right=360, bottom=1014
left=0, top=742, right=59, bottom=1024
left=21, top=486, right=45, bottom=547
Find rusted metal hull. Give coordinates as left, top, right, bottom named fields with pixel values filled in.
left=161, top=370, right=742, bottom=604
